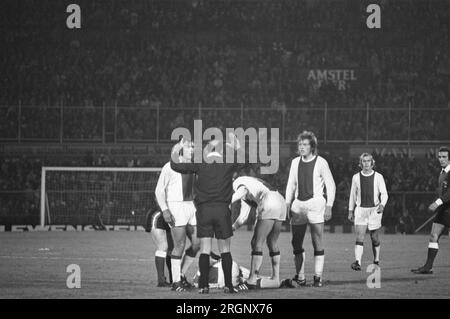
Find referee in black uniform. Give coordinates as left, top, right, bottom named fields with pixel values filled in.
left=412, top=146, right=450, bottom=274
left=170, top=136, right=244, bottom=294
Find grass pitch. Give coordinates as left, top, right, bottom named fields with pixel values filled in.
left=1, top=230, right=449, bottom=299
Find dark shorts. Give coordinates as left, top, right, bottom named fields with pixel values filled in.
left=145, top=210, right=170, bottom=232
left=434, top=206, right=450, bottom=228
left=196, top=202, right=233, bottom=239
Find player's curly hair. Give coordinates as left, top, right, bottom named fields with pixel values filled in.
left=297, top=131, right=318, bottom=155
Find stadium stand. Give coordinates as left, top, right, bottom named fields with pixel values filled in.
left=0, top=0, right=448, bottom=229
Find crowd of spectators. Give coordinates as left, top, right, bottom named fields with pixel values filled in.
left=1, top=0, right=449, bottom=141
left=0, top=151, right=443, bottom=229
left=1, top=0, right=448, bottom=228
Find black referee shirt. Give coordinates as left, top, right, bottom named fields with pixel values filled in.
left=170, top=154, right=245, bottom=207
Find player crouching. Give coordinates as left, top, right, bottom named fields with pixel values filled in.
left=231, top=175, right=287, bottom=290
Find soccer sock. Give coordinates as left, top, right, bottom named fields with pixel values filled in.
left=294, top=249, right=305, bottom=280
left=314, top=250, right=325, bottom=278
left=170, top=255, right=182, bottom=283
left=425, top=242, right=439, bottom=269
left=155, top=250, right=167, bottom=284
left=372, top=242, right=380, bottom=263
left=269, top=251, right=280, bottom=280
left=181, top=247, right=196, bottom=277
left=199, top=253, right=210, bottom=289
left=166, top=255, right=173, bottom=283
left=355, top=241, right=364, bottom=264
left=249, top=251, right=263, bottom=283
left=221, top=252, right=233, bottom=288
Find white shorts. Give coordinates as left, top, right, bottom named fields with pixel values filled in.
left=290, top=197, right=326, bottom=225
left=258, top=191, right=287, bottom=221
left=354, top=206, right=382, bottom=231
left=167, top=201, right=196, bottom=227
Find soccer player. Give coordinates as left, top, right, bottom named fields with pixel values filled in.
left=283, top=131, right=336, bottom=287
left=192, top=252, right=250, bottom=289
left=145, top=206, right=173, bottom=287
left=348, top=153, right=388, bottom=270
left=155, top=140, right=200, bottom=292
left=411, top=146, right=450, bottom=274
left=170, top=136, right=244, bottom=294
left=231, top=175, right=287, bottom=289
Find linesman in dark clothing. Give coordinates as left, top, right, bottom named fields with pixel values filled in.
left=170, top=135, right=244, bottom=294
left=412, top=146, right=450, bottom=274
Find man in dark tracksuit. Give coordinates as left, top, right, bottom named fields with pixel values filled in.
left=412, top=146, right=450, bottom=274
left=170, top=138, right=244, bottom=294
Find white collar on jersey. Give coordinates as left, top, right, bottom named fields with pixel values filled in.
left=301, top=155, right=317, bottom=163
left=444, top=164, right=450, bottom=173
left=361, top=170, right=375, bottom=177
left=206, top=152, right=223, bottom=158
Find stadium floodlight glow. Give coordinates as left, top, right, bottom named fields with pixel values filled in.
left=40, top=167, right=161, bottom=227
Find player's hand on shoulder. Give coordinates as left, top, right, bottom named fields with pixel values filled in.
left=162, top=209, right=175, bottom=227
left=324, top=206, right=332, bottom=221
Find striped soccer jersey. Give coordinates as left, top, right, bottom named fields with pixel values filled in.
left=348, top=170, right=388, bottom=211
left=285, top=155, right=336, bottom=207
left=155, top=161, right=195, bottom=211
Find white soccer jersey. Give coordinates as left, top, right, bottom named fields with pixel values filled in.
left=285, top=155, right=336, bottom=206
left=154, top=161, right=194, bottom=211
left=348, top=171, right=388, bottom=211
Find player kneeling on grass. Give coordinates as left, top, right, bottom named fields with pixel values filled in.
left=348, top=153, right=388, bottom=271
left=192, top=252, right=250, bottom=289
left=146, top=205, right=198, bottom=288
left=231, top=175, right=287, bottom=289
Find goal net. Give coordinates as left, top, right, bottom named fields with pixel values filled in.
left=40, top=167, right=161, bottom=227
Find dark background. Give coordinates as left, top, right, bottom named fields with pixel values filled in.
left=0, top=0, right=449, bottom=232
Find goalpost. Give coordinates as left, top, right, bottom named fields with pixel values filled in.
left=40, top=167, right=161, bottom=227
